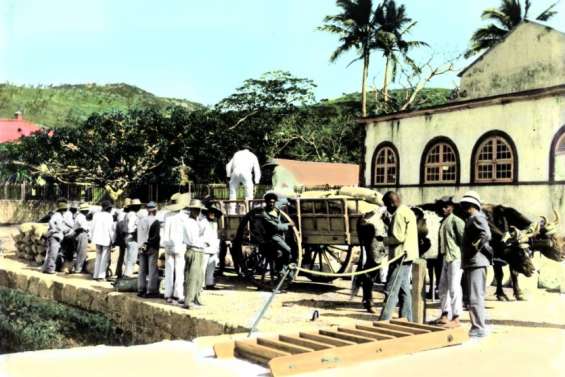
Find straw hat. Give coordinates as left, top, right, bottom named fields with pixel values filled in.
left=205, top=202, right=224, bottom=216
left=165, top=193, right=190, bottom=211
left=187, top=199, right=206, bottom=210
left=126, top=198, right=142, bottom=210
left=459, top=191, right=482, bottom=210
left=123, top=198, right=132, bottom=207
left=79, top=203, right=91, bottom=212
left=56, top=201, right=68, bottom=211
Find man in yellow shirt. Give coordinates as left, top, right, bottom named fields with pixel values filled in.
left=376, top=192, right=419, bottom=321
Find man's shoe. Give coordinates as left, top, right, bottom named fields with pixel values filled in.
left=137, top=292, right=146, bottom=298
left=205, top=285, right=219, bottom=290
left=431, top=315, right=450, bottom=326
left=166, top=298, right=175, bottom=304
left=443, top=317, right=461, bottom=328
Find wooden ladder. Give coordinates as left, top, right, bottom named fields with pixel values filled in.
left=214, top=318, right=468, bottom=376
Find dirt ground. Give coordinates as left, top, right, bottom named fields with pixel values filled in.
left=1, top=225, right=564, bottom=376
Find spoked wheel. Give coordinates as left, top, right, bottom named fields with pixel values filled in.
left=238, top=243, right=279, bottom=291
left=300, top=245, right=354, bottom=283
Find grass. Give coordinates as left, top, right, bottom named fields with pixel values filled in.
left=0, top=287, right=135, bottom=354
left=0, top=82, right=204, bottom=128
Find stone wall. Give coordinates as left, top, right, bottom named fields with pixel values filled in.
left=0, top=258, right=247, bottom=343
left=0, top=200, right=54, bottom=225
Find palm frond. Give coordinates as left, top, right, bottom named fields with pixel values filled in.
left=536, top=0, right=560, bottom=21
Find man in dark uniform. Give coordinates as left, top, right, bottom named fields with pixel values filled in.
left=258, top=192, right=293, bottom=276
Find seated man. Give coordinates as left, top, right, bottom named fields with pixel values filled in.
left=257, top=192, right=293, bottom=276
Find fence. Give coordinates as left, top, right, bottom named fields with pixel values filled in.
left=0, top=182, right=99, bottom=202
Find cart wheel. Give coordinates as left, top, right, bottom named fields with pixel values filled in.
left=300, top=245, right=354, bottom=283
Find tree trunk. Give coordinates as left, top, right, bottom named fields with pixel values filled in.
left=361, top=53, right=369, bottom=117
left=383, top=56, right=391, bottom=103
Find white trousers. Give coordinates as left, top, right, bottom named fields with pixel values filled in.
left=93, top=245, right=111, bottom=279
left=439, top=259, right=463, bottom=318
left=164, top=253, right=186, bottom=299
left=204, top=254, right=219, bottom=286
left=228, top=174, right=254, bottom=214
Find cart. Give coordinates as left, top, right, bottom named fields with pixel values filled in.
left=215, top=197, right=368, bottom=289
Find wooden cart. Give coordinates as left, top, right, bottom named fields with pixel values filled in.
left=215, top=197, right=368, bottom=288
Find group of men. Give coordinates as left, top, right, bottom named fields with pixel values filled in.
left=42, top=194, right=223, bottom=310
left=364, top=190, right=491, bottom=339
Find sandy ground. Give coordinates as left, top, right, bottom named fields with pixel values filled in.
left=1, top=225, right=564, bottom=376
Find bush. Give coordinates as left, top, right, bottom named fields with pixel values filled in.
left=0, top=287, right=134, bottom=354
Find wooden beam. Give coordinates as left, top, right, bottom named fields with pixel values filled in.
left=391, top=319, right=444, bottom=332
left=235, top=341, right=291, bottom=366
left=213, top=341, right=236, bottom=358
left=319, top=329, right=373, bottom=344
left=299, top=332, right=355, bottom=347
left=411, top=258, right=427, bottom=323
left=355, top=325, right=411, bottom=338
left=257, top=338, right=311, bottom=355
left=278, top=335, right=333, bottom=351
left=373, top=322, right=429, bottom=335
left=337, top=327, right=393, bottom=340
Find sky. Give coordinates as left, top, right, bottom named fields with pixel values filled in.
left=0, top=0, right=564, bottom=106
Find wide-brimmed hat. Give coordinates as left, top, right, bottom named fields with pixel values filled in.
left=56, top=201, right=68, bottom=211
left=187, top=199, right=206, bottom=210
left=205, top=202, right=224, bottom=216
left=459, top=191, right=481, bottom=209
left=165, top=193, right=190, bottom=211
left=146, top=201, right=157, bottom=210
left=122, top=198, right=132, bottom=208
left=79, top=203, right=90, bottom=212
left=126, top=198, right=142, bottom=210
left=100, top=200, right=113, bottom=210
left=435, top=196, right=454, bottom=206
left=69, top=201, right=79, bottom=209
left=263, top=191, right=278, bottom=202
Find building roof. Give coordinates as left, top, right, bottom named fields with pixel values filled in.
left=272, top=158, right=359, bottom=186
left=0, top=117, right=42, bottom=143
left=358, top=84, right=565, bottom=124
left=458, top=20, right=565, bottom=77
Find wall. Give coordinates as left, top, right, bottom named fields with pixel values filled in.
left=0, top=200, right=54, bottom=224
left=363, top=94, right=565, bottom=232
left=459, top=22, right=565, bottom=100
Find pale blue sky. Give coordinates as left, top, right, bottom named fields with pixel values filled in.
left=0, top=0, right=563, bottom=106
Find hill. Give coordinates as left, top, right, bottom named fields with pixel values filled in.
left=0, top=83, right=204, bottom=128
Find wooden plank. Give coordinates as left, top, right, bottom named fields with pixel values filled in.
left=373, top=322, right=430, bottom=335
left=278, top=335, right=333, bottom=351
left=390, top=319, right=445, bottom=332
left=235, top=341, right=291, bottom=366
left=257, top=338, right=311, bottom=355
left=213, top=341, right=236, bottom=358
left=299, top=332, right=355, bottom=347
left=337, top=327, right=393, bottom=340
left=268, top=326, right=468, bottom=377
left=411, top=258, right=427, bottom=323
left=355, top=325, right=411, bottom=338
left=319, top=330, right=373, bottom=344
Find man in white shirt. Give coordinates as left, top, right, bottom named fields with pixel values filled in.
left=226, top=146, right=261, bottom=213
left=137, top=202, right=160, bottom=298
left=70, top=203, right=91, bottom=274
left=162, top=194, right=191, bottom=304
left=183, top=199, right=207, bottom=309
left=42, top=201, right=69, bottom=274
left=201, top=203, right=223, bottom=290
left=123, top=198, right=142, bottom=277
left=91, top=200, right=116, bottom=281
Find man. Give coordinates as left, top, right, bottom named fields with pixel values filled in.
left=201, top=202, right=223, bottom=290
left=114, top=198, right=130, bottom=279
left=137, top=201, right=160, bottom=298
left=460, top=191, right=492, bottom=338
left=226, top=146, right=261, bottom=213
left=162, top=193, right=190, bottom=304
left=433, top=196, right=465, bottom=327
left=123, top=198, right=142, bottom=277
left=182, top=199, right=207, bottom=309
left=259, top=191, right=293, bottom=278
left=70, top=203, right=91, bottom=274
left=42, top=201, right=69, bottom=274
left=58, top=200, right=77, bottom=270
left=376, top=191, right=418, bottom=321
left=91, top=200, right=115, bottom=281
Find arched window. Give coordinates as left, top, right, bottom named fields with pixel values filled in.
left=371, top=142, right=398, bottom=186
left=550, top=126, right=565, bottom=181
left=421, top=137, right=459, bottom=184
left=472, top=131, right=517, bottom=183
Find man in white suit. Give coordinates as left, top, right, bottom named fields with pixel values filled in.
left=226, top=146, right=261, bottom=213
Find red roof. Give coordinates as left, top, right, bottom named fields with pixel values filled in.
left=0, top=118, right=42, bottom=143
left=273, top=158, right=359, bottom=186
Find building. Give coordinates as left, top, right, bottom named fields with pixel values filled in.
left=264, top=158, right=359, bottom=192
left=0, top=112, right=42, bottom=143
left=360, top=21, right=565, bottom=232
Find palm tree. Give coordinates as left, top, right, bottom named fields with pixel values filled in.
left=319, top=0, right=377, bottom=117
left=373, top=0, right=428, bottom=104
left=465, top=0, right=559, bottom=58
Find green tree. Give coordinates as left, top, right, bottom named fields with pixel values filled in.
left=373, top=0, right=428, bottom=104
left=320, top=0, right=378, bottom=117
left=465, top=0, right=559, bottom=58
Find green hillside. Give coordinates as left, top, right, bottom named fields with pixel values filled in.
left=0, top=83, right=204, bottom=128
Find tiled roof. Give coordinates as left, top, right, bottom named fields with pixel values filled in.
left=0, top=118, right=42, bottom=143
left=273, top=158, right=359, bottom=186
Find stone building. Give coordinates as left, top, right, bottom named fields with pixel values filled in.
left=360, top=21, right=565, bottom=232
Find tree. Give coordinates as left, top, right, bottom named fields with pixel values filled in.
left=373, top=0, right=428, bottom=104
left=465, top=0, right=559, bottom=58
left=320, top=0, right=378, bottom=117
